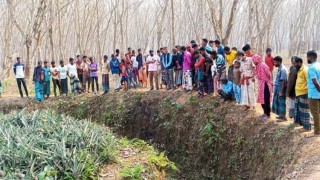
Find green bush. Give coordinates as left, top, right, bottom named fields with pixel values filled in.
left=0, top=110, right=117, bottom=179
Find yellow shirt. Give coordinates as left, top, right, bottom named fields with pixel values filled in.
left=295, top=64, right=308, bottom=96
left=226, top=50, right=237, bottom=67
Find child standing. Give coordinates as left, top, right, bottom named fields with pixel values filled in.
left=139, top=62, right=147, bottom=88
left=127, top=61, right=137, bottom=89
left=233, top=60, right=241, bottom=104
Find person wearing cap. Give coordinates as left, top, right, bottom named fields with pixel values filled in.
left=102, top=55, right=110, bottom=94
left=67, top=58, right=79, bottom=94
left=13, top=57, right=29, bottom=98
left=240, top=44, right=256, bottom=110
left=33, top=61, right=46, bottom=101
left=146, top=50, right=159, bottom=90
left=43, top=61, right=51, bottom=99
left=214, top=40, right=225, bottom=57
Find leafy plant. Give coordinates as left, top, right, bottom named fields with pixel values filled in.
left=120, top=165, right=145, bottom=180
left=148, top=152, right=178, bottom=172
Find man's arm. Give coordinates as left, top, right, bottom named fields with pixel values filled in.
left=280, top=80, right=286, bottom=97
left=312, top=78, right=320, bottom=92
left=13, top=64, right=16, bottom=75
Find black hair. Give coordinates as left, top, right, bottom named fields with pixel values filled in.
left=76, top=55, right=80, bottom=58
left=69, top=58, right=74, bottom=61
left=190, top=40, right=196, bottom=44
left=60, top=60, right=64, bottom=64
left=237, top=50, right=244, bottom=56
left=104, top=55, right=108, bottom=59
left=199, top=47, right=206, bottom=51
left=51, top=61, right=55, bottom=64
left=210, top=50, right=217, bottom=56
left=202, top=38, right=208, bottom=43
left=214, top=40, right=221, bottom=44
left=242, top=44, right=251, bottom=52
left=209, top=40, right=214, bottom=44
left=116, top=49, right=120, bottom=53
left=221, top=79, right=228, bottom=84
left=83, top=55, right=87, bottom=58
left=89, top=57, right=93, bottom=61
left=234, top=60, right=241, bottom=65
left=224, top=46, right=230, bottom=51
left=160, top=48, right=164, bottom=51
left=149, top=50, right=154, bottom=53
left=157, top=50, right=161, bottom=53
left=17, top=57, right=21, bottom=60
left=232, top=47, right=238, bottom=51
left=293, top=56, right=303, bottom=64
left=128, top=47, right=131, bottom=50
left=138, top=48, right=142, bottom=51
left=181, top=46, right=186, bottom=51
left=307, top=50, right=317, bottom=59
left=193, top=50, right=200, bottom=55
left=111, top=54, right=115, bottom=58
left=266, top=48, right=272, bottom=53
left=44, top=60, right=48, bottom=63
left=274, top=56, right=283, bottom=63
left=192, top=44, right=198, bottom=48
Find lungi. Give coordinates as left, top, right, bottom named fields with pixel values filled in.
left=182, top=70, right=193, bottom=91
left=102, top=74, right=110, bottom=92
left=272, top=88, right=287, bottom=117
left=240, top=78, right=256, bottom=107
left=295, top=94, right=311, bottom=130
left=34, top=81, right=44, bottom=101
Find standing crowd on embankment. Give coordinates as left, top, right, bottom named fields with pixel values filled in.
left=1, top=39, right=320, bottom=134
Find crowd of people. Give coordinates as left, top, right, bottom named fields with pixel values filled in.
left=2, top=39, right=320, bottom=134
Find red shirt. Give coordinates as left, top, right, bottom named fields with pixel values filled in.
left=265, top=55, right=274, bottom=72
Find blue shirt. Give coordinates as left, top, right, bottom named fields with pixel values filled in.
left=110, top=59, right=120, bottom=74
left=308, top=61, right=320, bottom=99
left=217, top=45, right=225, bottom=57
left=274, top=65, right=288, bottom=92
left=44, top=67, right=51, bottom=82
left=223, top=81, right=233, bottom=93
left=161, top=53, right=174, bottom=70
left=33, top=67, right=45, bottom=83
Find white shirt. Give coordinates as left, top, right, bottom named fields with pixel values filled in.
left=14, top=63, right=25, bottom=78
left=50, top=67, right=59, bottom=80
left=211, top=62, right=217, bottom=77
left=132, top=57, right=138, bottom=68
left=146, top=55, right=158, bottom=72
left=58, top=66, right=68, bottom=79
left=67, top=63, right=78, bottom=77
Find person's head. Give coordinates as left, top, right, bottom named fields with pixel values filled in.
left=266, top=48, right=272, bottom=56
left=224, top=46, right=231, bottom=55
left=176, top=45, right=181, bottom=51
left=89, top=57, right=94, bottom=63
left=138, top=48, right=142, bottom=55
left=242, top=44, right=251, bottom=55
left=172, top=48, right=177, bottom=54
left=37, top=60, right=42, bottom=67
left=273, top=56, right=283, bottom=67
left=76, top=55, right=81, bottom=60
left=51, top=61, right=56, bottom=67
left=214, top=40, right=221, bottom=48
left=221, top=79, right=228, bottom=85
left=186, top=45, right=192, bottom=52
left=157, top=50, right=161, bottom=55
left=192, top=43, right=198, bottom=50
left=160, top=47, right=164, bottom=54
left=69, top=58, right=74, bottom=64
left=232, top=47, right=238, bottom=51
left=111, top=54, right=115, bottom=59
left=103, top=55, right=108, bottom=62
left=202, top=38, right=208, bottom=47
left=181, top=46, right=186, bottom=52
left=190, top=40, right=196, bottom=45
left=163, top=47, right=168, bottom=53
left=236, top=50, right=245, bottom=60
left=193, top=50, right=200, bottom=59
left=252, top=55, right=263, bottom=65
left=234, top=60, right=241, bottom=69
left=60, top=60, right=64, bottom=66
left=44, top=60, right=48, bottom=67
left=128, top=47, right=131, bottom=52
left=17, top=57, right=21, bottom=63
left=83, top=55, right=88, bottom=62
left=199, top=47, right=206, bottom=56
left=121, top=59, right=125, bottom=63
left=209, top=40, right=215, bottom=47
left=210, top=50, right=218, bottom=59
left=290, top=56, right=298, bottom=67
left=132, top=50, right=136, bottom=56
left=149, top=50, right=154, bottom=56
left=293, top=56, right=303, bottom=69
left=116, top=49, right=120, bottom=55
left=307, top=50, right=317, bottom=64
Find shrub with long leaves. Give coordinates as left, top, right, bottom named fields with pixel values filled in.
left=0, top=110, right=118, bottom=179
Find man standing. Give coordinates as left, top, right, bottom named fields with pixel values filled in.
left=13, top=57, right=29, bottom=98
left=102, top=55, right=110, bottom=94
left=50, top=61, right=61, bottom=96
left=146, top=50, right=159, bottom=90
left=89, top=57, right=99, bottom=94
left=214, top=40, right=225, bottom=57
left=286, top=57, right=298, bottom=119
left=161, top=47, right=174, bottom=90
left=173, top=48, right=183, bottom=88
left=81, top=56, right=90, bottom=92
left=33, top=61, right=45, bottom=102
left=225, top=46, right=237, bottom=85
left=240, top=44, right=256, bottom=110
left=110, top=54, right=121, bottom=92
left=307, top=51, right=320, bottom=135
left=294, top=56, right=311, bottom=131
left=181, top=46, right=193, bottom=91
left=200, top=47, right=213, bottom=95
left=76, top=55, right=84, bottom=91
left=272, top=56, right=288, bottom=122
left=58, top=60, right=68, bottom=96
left=67, top=58, right=78, bottom=94
left=43, top=61, right=51, bottom=99
left=201, top=38, right=212, bottom=53
left=265, top=48, right=274, bottom=80
left=136, top=49, right=143, bottom=71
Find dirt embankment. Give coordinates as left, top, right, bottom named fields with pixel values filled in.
left=1, top=92, right=320, bottom=179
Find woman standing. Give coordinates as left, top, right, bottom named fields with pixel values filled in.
left=253, top=55, right=273, bottom=122
left=102, top=55, right=110, bottom=94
